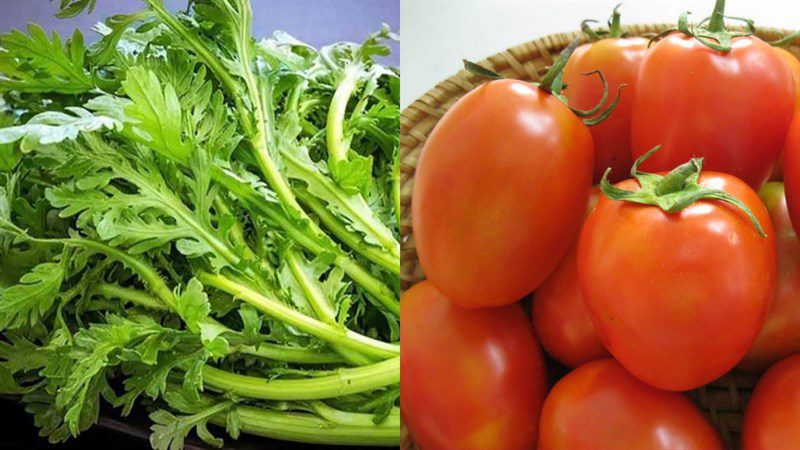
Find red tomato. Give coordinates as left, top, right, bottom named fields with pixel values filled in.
left=775, top=47, right=800, bottom=112
left=738, top=183, right=800, bottom=373
left=578, top=172, right=776, bottom=391
left=538, top=358, right=723, bottom=449
left=786, top=111, right=800, bottom=236
left=770, top=49, right=799, bottom=181
left=533, top=188, right=609, bottom=368
left=631, top=33, right=796, bottom=189
left=564, top=37, right=647, bottom=183
left=412, top=79, right=593, bottom=308
left=741, top=353, right=800, bottom=450
left=400, top=281, right=548, bottom=450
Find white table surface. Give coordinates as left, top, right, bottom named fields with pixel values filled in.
left=400, top=0, right=800, bottom=109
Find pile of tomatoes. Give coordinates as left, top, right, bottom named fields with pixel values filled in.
left=401, top=2, right=800, bottom=449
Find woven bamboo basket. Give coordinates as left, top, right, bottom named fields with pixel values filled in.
left=400, top=24, right=800, bottom=450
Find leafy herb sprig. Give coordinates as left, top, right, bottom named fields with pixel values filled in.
left=0, top=0, right=400, bottom=447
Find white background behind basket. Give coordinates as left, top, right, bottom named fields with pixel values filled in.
left=401, top=0, right=800, bottom=108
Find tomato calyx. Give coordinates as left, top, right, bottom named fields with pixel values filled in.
left=600, top=146, right=767, bottom=236
left=463, top=38, right=625, bottom=126
left=649, top=0, right=754, bottom=52
left=767, top=30, right=800, bottom=47
left=581, top=3, right=628, bottom=41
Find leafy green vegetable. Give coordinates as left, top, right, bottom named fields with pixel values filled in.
left=0, top=0, right=399, bottom=448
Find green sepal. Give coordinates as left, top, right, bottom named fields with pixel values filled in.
left=600, top=145, right=766, bottom=236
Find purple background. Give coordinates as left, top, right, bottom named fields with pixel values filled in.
left=0, top=0, right=399, bottom=65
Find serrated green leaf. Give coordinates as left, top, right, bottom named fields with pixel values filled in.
left=0, top=259, right=65, bottom=330
left=0, top=25, right=93, bottom=93
left=121, top=67, right=192, bottom=163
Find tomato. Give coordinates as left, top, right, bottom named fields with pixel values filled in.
left=400, top=281, right=548, bottom=450
left=786, top=111, right=800, bottom=236
left=630, top=33, right=796, bottom=189
left=564, top=37, right=647, bottom=183
left=741, top=353, right=800, bottom=450
left=770, top=48, right=799, bottom=181
left=738, top=183, right=800, bottom=373
left=538, top=358, right=723, bottom=449
left=578, top=170, right=776, bottom=391
left=775, top=47, right=800, bottom=112
left=532, top=188, right=609, bottom=368
left=412, top=78, right=593, bottom=308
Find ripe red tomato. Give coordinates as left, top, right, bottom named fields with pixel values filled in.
left=578, top=171, right=776, bottom=391
left=533, top=188, right=609, bottom=368
left=564, top=37, right=647, bottom=183
left=400, top=281, right=548, bottom=450
left=741, top=353, right=800, bottom=450
left=770, top=49, right=799, bottom=181
left=538, top=358, right=723, bottom=449
left=775, top=47, right=800, bottom=112
left=785, top=111, right=800, bottom=236
left=412, top=79, right=593, bottom=308
left=631, top=33, right=796, bottom=189
left=738, top=183, right=800, bottom=373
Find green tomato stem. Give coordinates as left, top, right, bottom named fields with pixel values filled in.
left=708, top=0, right=727, bottom=33
left=600, top=146, right=766, bottom=236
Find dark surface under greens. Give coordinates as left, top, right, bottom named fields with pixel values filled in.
left=0, top=0, right=400, bottom=448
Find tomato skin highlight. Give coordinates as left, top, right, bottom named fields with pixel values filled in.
left=537, top=358, right=723, bottom=450
left=412, top=79, right=593, bottom=308
left=533, top=188, right=609, bottom=368
left=631, top=34, right=796, bottom=189
left=785, top=111, right=800, bottom=236
left=563, top=37, right=648, bottom=183
left=400, top=281, right=548, bottom=450
left=738, top=183, right=800, bottom=373
left=741, top=353, right=800, bottom=450
left=578, top=172, right=776, bottom=391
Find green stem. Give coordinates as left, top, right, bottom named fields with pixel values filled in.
left=608, top=3, right=623, bottom=37
left=308, top=401, right=400, bottom=427
left=143, top=0, right=248, bottom=126
left=95, top=281, right=343, bottom=364
left=15, top=233, right=359, bottom=367
left=538, top=37, right=582, bottom=94
left=235, top=343, right=344, bottom=364
left=708, top=0, right=727, bottom=32
left=210, top=167, right=400, bottom=315
left=210, top=405, right=399, bottom=446
left=284, top=248, right=372, bottom=365
left=202, top=357, right=398, bottom=400
left=197, top=271, right=399, bottom=359
left=145, top=0, right=304, bottom=219
left=600, top=146, right=766, bottom=236
left=280, top=147, right=399, bottom=261
left=296, top=190, right=398, bottom=274
left=94, top=283, right=168, bottom=310
left=66, top=237, right=177, bottom=309
left=327, top=65, right=360, bottom=168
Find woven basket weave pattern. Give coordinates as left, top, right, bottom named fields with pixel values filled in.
left=400, top=24, right=800, bottom=450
